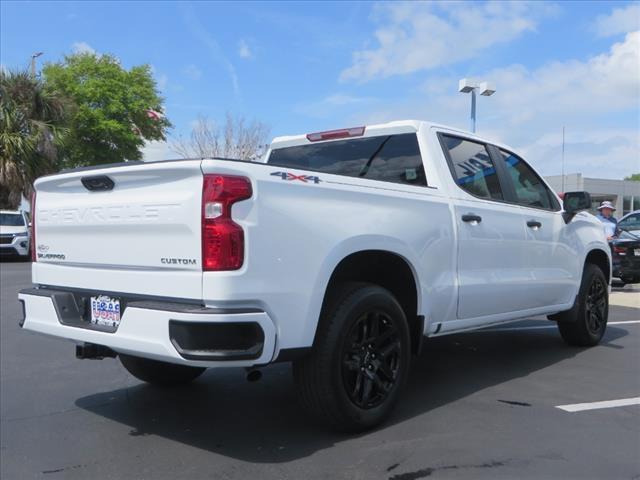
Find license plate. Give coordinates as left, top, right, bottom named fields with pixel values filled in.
left=90, top=295, right=121, bottom=329
left=635, top=249, right=640, bottom=256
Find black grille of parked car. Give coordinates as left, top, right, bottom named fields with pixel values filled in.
left=0, top=234, right=14, bottom=245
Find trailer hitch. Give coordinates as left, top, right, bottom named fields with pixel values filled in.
left=76, top=343, right=117, bottom=360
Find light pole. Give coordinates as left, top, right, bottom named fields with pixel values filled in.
left=30, top=52, right=43, bottom=78
left=458, top=78, right=495, bottom=133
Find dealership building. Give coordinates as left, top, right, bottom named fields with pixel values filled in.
left=545, top=174, right=640, bottom=217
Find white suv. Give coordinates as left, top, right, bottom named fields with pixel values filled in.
left=0, top=210, right=30, bottom=260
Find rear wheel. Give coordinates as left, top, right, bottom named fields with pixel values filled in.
left=119, top=354, right=206, bottom=386
left=293, top=282, right=411, bottom=432
left=557, top=263, right=608, bottom=346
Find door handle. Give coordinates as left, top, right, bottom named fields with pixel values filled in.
left=462, top=214, right=482, bottom=223
left=527, top=220, right=542, bottom=228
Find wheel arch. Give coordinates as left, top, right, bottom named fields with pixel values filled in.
left=584, top=248, right=611, bottom=283
left=313, top=249, right=423, bottom=354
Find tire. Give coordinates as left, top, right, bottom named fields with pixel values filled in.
left=293, top=282, right=411, bottom=432
left=556, top=263, right=609, bottom=347
left=119, top=354, right=206, bottom=386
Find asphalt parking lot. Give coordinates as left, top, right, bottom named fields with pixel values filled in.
left=1, top=261, right=639, bottom=480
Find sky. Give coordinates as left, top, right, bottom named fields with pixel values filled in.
left=1, top=0, right=639, bottom=179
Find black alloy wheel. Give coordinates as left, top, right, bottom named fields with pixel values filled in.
left=293, top=282, right=411, bottom=432
left=585, top=276, right=607, bottom=335
left=341, top=310, right=401, bottom=409
left=557, top=263, right=608, bottom=346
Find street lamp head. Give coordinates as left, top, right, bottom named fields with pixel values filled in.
left=458, top=78, right=477, bottom=93
left=32, top=52, right=44, bottom=59
left=479, top=81, right=496, bottom=96
left=459, top=78, right=495, bottom=133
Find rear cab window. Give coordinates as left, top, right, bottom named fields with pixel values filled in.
left=267, top=133, right=428, bottom=187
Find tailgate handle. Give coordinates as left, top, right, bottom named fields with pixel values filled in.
left=81, top=175, right=115, bottom=192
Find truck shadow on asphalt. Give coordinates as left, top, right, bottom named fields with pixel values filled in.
left=75, top=322, right=631, bottom=463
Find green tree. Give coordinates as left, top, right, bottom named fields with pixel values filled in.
left=624, top=173, right=640, bottom=181
left=0, top=69, right=69, bottom=209
left=43, top=53, right=171, bottom=167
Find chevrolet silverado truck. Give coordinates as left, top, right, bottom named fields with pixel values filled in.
left=19, top=120, right=611, bottom=431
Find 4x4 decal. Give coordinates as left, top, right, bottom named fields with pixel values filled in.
left=270, top=171, right=322, bottom=184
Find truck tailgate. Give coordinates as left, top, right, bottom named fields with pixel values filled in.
left=33, top=160, right=204, bottom=300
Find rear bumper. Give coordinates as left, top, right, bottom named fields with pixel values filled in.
left=612, top=257, right=640, bottom=282
left=18, top=288, right=277, bottom=368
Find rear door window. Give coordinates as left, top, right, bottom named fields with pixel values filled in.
left=440, top=134, right=503, bottom=200
left=267, top=133, right=427, bottom=187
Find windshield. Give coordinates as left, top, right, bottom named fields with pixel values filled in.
left=0, top=213, right=25, bottom=226
left=618, top=213, right=640, bottom=232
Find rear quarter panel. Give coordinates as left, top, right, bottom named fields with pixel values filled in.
left=200, top=158, right=457, bottom=354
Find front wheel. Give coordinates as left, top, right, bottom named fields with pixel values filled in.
left=293, top=282, right=411, bottom=432
left=557, top=263, right=609, bottom=346
left=119, top=354, right=206, bottom=386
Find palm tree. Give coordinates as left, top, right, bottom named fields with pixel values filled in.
left=0, top=70, right=69, bottom=209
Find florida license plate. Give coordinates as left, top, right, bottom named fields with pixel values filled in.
left=90, top=295, right=121, bottom=329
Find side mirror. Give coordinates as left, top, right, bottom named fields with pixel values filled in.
left=562, top=191, right=591, bottom=223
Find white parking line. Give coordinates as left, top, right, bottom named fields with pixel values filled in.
left=556, top=397, right=640, bottom=412
left=479, top=320, right=640, bottom=333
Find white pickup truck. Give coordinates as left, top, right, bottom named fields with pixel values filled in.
left=19, top=120, right=610, bottom=431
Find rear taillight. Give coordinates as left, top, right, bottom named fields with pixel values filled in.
left=613, top=246, right=626, bottom=256
left=31, top=191, right=36, bottom=262
left=201, top=174, right=252, bottom=271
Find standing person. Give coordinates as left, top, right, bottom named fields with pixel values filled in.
left=596, top=201, right=618, bottom=240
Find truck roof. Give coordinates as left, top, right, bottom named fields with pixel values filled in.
left=269, top=119, right=488, bottom=150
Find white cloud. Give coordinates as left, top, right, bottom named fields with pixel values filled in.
left=157, top=74, right=168, bottom=90
left=468, top=31, right=640, bottom=126
left=342, top=31, right=640, bottom=179
left=295, top=93, right=377, bottom=118
left=518, top=129, right=639, bottom=181
left=71, top=42, right=95, bottom=55
left=183, top=8, right=240, bottom=99
left=594, top=3, right=640, bottom=37
left=183, top=64, right=202, bottom=80
left=238, top=39, right=253, bottom=59
left=141, top=140, right=171, bottom=162
left=340, top=1, right=556, bottom=82
left=150, top=64, right=169, bottom=90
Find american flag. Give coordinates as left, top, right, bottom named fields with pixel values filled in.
left=146, top=109, right=163, bottom=121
